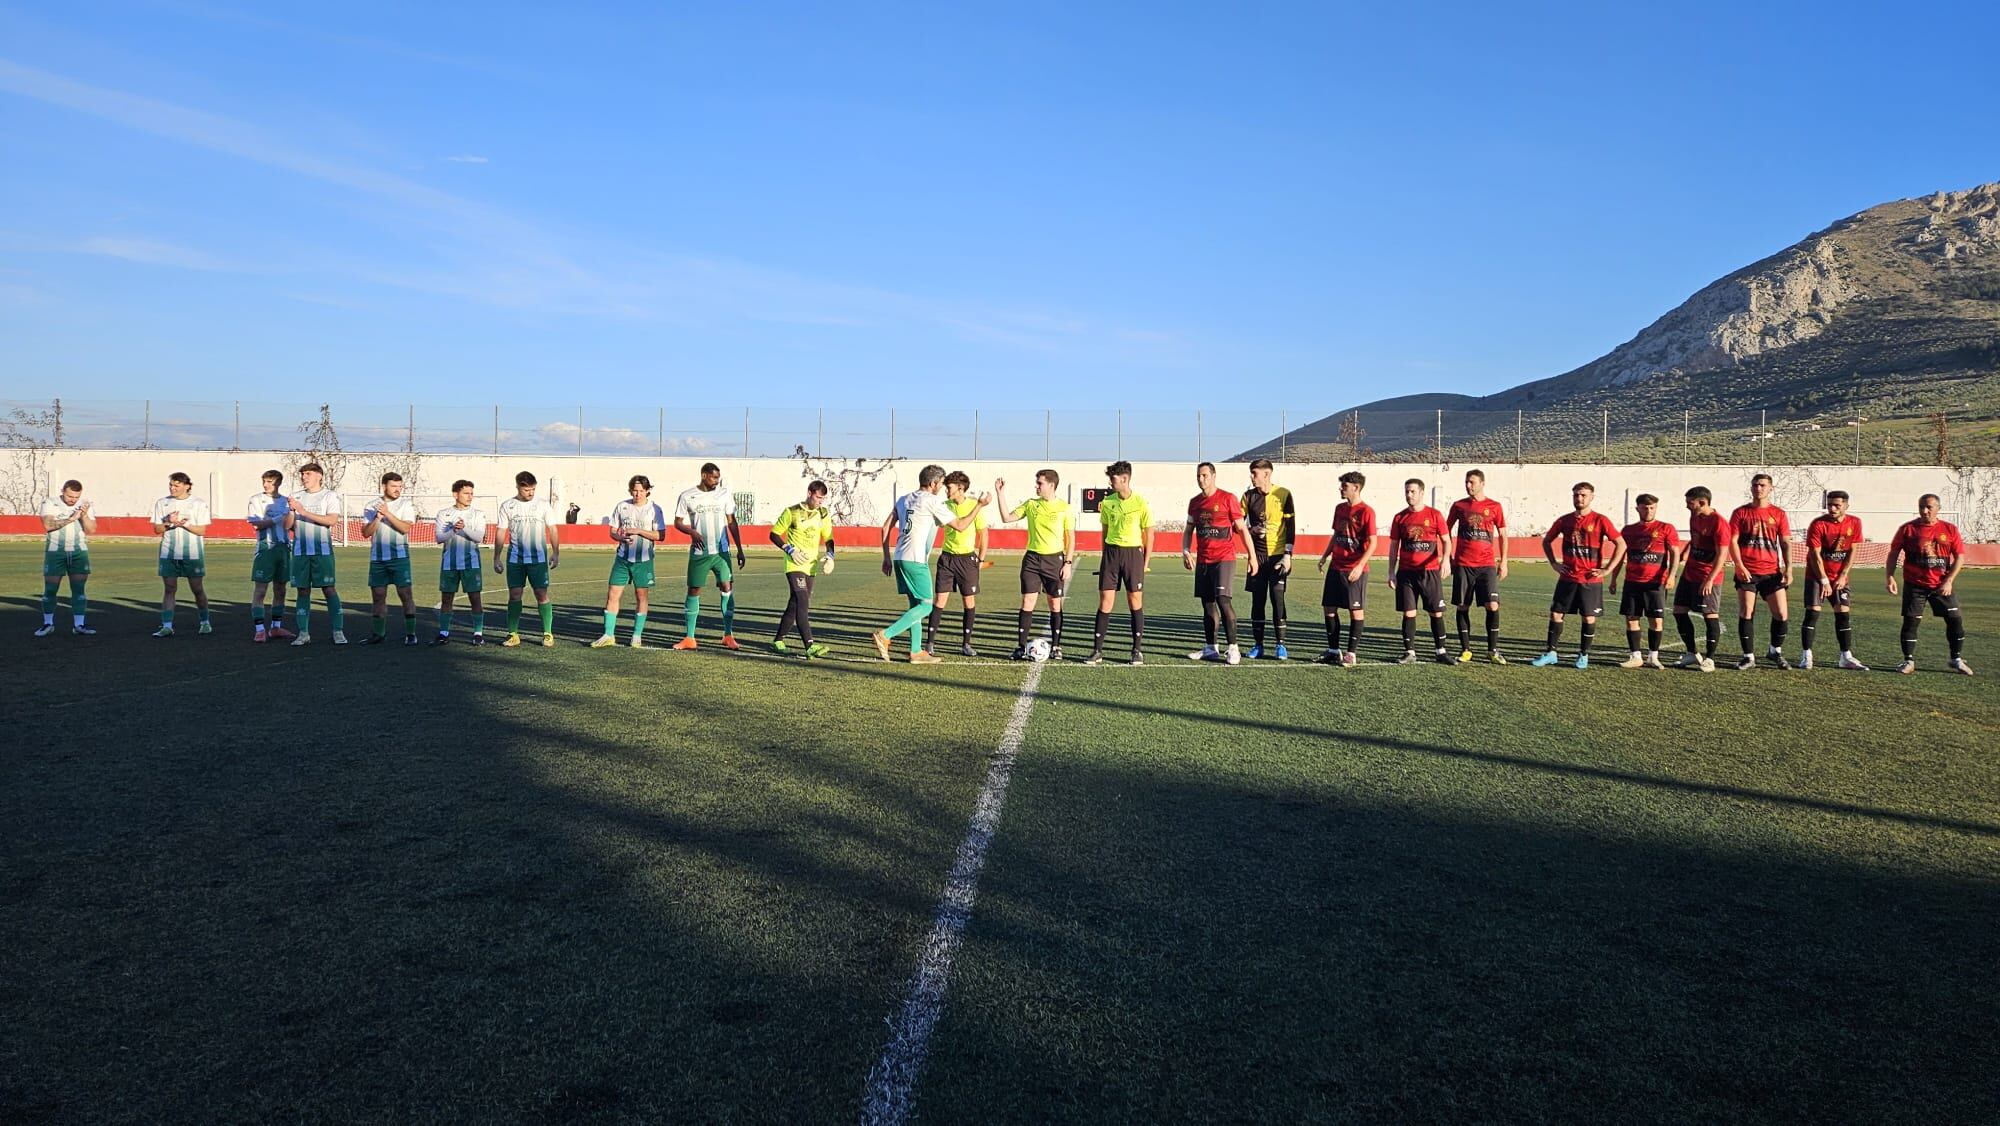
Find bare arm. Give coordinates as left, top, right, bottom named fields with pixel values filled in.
left=1236, top=517, right=1259, bottom=576
left=1541, top=527, right=1562, bottom=571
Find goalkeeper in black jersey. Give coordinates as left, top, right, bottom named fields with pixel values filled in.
left=1241, top=458, right=1297, bottom=659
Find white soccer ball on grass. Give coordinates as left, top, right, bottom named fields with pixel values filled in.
left=1025, top=637, right=1052, bottom=662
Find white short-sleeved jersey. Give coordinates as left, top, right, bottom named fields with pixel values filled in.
left=611, top=500, right=668, bottom=563
left=43, top=498, right=87, bottom=552
left=436, top=506, right=487, bottom=571
left=892, top=489, right=957, bottom=563
left=291, top=489, right=343, bottom=557
left=248, top=492, right=290, bottom=551
left=153, top=495, right=210, bottom=560
left=364, top=496, right=418, bottom=561
left=674, top=486, right=735, bottom=558
left=499, top=496, right=557, bottom=564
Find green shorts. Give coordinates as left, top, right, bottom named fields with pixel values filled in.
left=369, top=557, right=414, bottom=589
left=687, top=553, right=734, bottom=589
left=251, top=545, right=290, bottom=585
left=507, top=561, right=551, bottom=591
left=44, top=549, right=90, bottom=578
left=441, top=567, right=485, bottom=594
left=158, top=557, right=206, bottom=580
left=292, top=553, right=338, bottom=588
left=894, top=559, right=935, bottom=602
left=610, top=557, right=656, bottom=589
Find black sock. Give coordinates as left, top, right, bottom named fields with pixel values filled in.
left=1901, top=616, right=1920, bottom=659
left=1402, top=615, right=1417, bottom=650
left=1017, top=609, right=1032, bottom=648
left=1093, top=610, right=1109, bottom=651
left=1349, top=617, right=1366, bottom=652
left=1051, top=610, right=1064, bottom=645
left=1455, top=608, right=1471, bottom=651
left=1219, top=597, right=1238, bottom=647
left=963, top=606, right=976, bottom=645
left=1580, top=621, right=1596, bottom=655
left=1546, top=619, right=1563, bottom=651
left=797, top=602, right=814, bottom=647
left=1946, top=610, right=1966, bottom=659
left=1270, top=589, right=1286, bottom=644
left=927, top=603, right=942, bottom=642
left=1251, top=589, right=1267, bottom=647
left=1675, top=611, right=1697, bottom=652
left=1325, top=614, right=1342, bottom=651
left=1738, top=617, right=1755, bottom=654
left=1647, top=625, right=1661, bottom=652
left=1130, top=608, right=1144, bottom=646
left=1486, top=608, right=1501, bottom=652
left=1835, top=614, right=1853, bottom=654
left=1202, top=599, right=1218, bottom=647
left=1704, top=616, right=1720, bottom=657
left=1429, top=613, right=1446, bottom=649
left=1800, top=608, right=1819, bottom=651
left=1626, top=626, right=1642, bottom=653
left=1770, top=616, right=1787, bottom=650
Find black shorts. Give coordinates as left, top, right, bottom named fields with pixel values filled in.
left=936, top=551, right=981, bottom=596
left=1673, top=575, right=1722, bottom=616
left=1805, top=583, right=1852, bottom=612
left=1551, top=578, right=1606, bottom=617
left=1195, top=560, right=1236, bottom=600
left=1020, top=551, right=1067, bottom=597
left=1246, top=556, right=1287, bottom=596
left=1322, top=567, right=1366, bottom=611
left=1394, top=570, right=1444, bottom=613
left=1451, top=565, right=1499, bottom=608
left=1618, top=582, right=1665, bottom=619
left=1098, top=545, right=1146, bottom=593
left=1735, top=572, right=1787, bottom=597
left=1901, top=585, right=1960, bottom=619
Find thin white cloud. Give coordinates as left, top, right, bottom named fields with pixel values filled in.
left=445, top=154, right=489, bottom=164
left=74, top=236, right=240, bottom=272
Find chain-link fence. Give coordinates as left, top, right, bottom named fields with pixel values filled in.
left=2, top=398, right=1994, bottom=466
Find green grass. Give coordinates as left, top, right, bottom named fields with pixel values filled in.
left=4, top=541, right=1997, bottom=1121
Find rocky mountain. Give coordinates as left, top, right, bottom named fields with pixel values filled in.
left=1252, top=183, right=2000, bottom=464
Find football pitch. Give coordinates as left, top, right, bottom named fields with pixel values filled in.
left=4, top=541, right=1997, bottom=1123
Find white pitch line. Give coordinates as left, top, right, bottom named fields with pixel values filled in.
left=859, top=659, right=1045, bottom=1126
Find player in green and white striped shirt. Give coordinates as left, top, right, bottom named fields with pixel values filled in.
left=37, top=479, right=95, bottom=637
left=432, top=479, right=488, bottom=645
left=594, top=475, right=667, bottom=648
left=247, top=469, right=294, bottom=642
left=363, top=471, right=421, bottom=646
left=496, top=470, right=560, bottom=647
left=672, top=462, right=746, bottom=650
left=286, top=462, right=347, bottom=645
left=151, top=471, right=212, bottom=637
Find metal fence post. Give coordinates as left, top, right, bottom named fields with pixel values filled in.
left=577, top=406, right=584, bottom=455
left=1117, top=409, right=1124, bottom=460
left=144, top=400, right=151, bottom=449
left=972, top=409, right=979, bottom=460
left=233, top=401, right=240, bottom=451
left=658, top=406, right=664, bottom=456
left=818, top=407, right=824, bottom=454
left=1435, top=409, right=1443, bottom=466
left=1197, top=410, right=1204, bottom=462
left=1683, top=410, right=1691, bottom=465
left=890, top=409, right=897, bottom=460
left=1279, top=410, right=1287, bottom=462
left=408, top=404, right=415, bottom=455
left=1044, top=409, right=1051, bottom=460
left=1854, top=414, right=1861, bottom=466
left=493, top=405, right=500, bottom=456
left=744, top=408, right=751, bottom=458
left=1601, top=409, right=1609, bottom=459
left=1515, top=410, right=1523, bottom=465
left=1759, top=409, right=1766, bottom=467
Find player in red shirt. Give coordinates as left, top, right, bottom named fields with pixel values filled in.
left=1531, top=481, right=1626, bottom=669
left=1386, top=478, right=1452, bottom=664
left=1606, top=492, right=1682, bottom=669
left=1886, top=493, right=1972, bottom=675
left=1181, top=461, right=1257, bottom=665
left=1315, top=470, right=1375, bottom=667
left=1671, top=485, right=1737, bottom=671
left=1729, top=472, right=1793, bottom=670
left=1802, top=490, right=1868, bottom=671
left=1446, top=468, right=1509, bottom=664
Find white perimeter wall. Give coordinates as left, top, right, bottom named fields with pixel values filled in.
left=13, top=448, right=2000, bottom=541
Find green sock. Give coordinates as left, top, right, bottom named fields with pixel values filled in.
left=720, top=591, right=735, bottom=635
left=507, top=600, right=523, bottom=634
left=684, top=596, right=700, bottom=637
left=199, top=607, right=210, bottom=625
left=373, top=616, right=387, bottom=640
left=325, top=594, right=342, bottom=631
left=885, top=599, right=929, bottom=643
left=633, top=611, right=647, bottom=638
left=296, top=590, right=310, bottom=632
left=911, top=617, right=925, bottom=654
left=539, top=601, right=554, bottom=635
left=404, top=613, right=416, bottom=636
left=43, top=583, right=58, bottom=616
left=253, top=604, right=266, bottom=626
left=440, top=609, right=454, bottom=635
left=602, top=611, right=617, bottom=637
left=161, top=607, right=174, bottom=628
left=70, top=582, right=86, bottom=624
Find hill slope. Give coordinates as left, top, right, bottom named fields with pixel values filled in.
left=1253, top=183, right=2000, bottom=465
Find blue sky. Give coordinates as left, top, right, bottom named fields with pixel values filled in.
left=4, top=0, right=1998, bottom=418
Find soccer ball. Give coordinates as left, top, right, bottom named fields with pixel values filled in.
left=1025, top=638, right=1052, bottom=662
